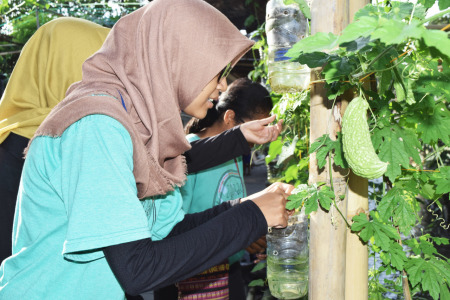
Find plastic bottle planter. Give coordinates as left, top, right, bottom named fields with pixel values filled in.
left=267, top=211, right=309, bottom=299
left=265, top=0, right=311, bottom=93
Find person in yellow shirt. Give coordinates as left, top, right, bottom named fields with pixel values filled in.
left=0, top=17, right=110, bottom=262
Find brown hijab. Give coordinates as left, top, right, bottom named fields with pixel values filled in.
left=31, top=0, right=254, bottom=199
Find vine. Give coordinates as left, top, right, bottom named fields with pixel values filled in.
left=259, top=0, right=450, bottom=299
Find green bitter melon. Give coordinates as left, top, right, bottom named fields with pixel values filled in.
left=342, top=97, right=388, bottom=179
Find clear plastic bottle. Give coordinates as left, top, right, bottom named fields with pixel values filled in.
left=265, top=0, right=310, bottom=93
left=266, top=210, right=309, bottom=299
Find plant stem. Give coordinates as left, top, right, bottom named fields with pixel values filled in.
left=396, top=227, right=412, bottom=300
left=420, top=8, right=450, bottom=25
left=328, top=156, right=352, bottom=229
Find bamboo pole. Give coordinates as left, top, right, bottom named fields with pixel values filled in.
left=344, top=3, right=370, bottom=299
left=308, top=0, right=371, bottom=299
left=308, top=0, right=350, bottom=293
left=345, top=171, right=369, bottom=300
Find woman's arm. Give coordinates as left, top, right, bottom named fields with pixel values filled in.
left=166, top=199, right=240, bottom=237
left=185, top=127, right=249, bottom=173
left=185, top=116, right=282, bottom=173
left=103, top=201, right=266, bottom=296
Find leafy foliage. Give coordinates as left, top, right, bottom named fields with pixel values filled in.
left=264, top=0, right=450, bottom=299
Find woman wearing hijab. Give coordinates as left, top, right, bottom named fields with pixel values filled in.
left=0, top=1, right=293, bottom=299
left=0, top=17, right=111, bottom=263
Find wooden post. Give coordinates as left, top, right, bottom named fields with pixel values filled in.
left=344, top=2, right=370, bottom=299
left=309, top=70, right=348, bottom=300
left=308, top=1, right=350, bottom=297
left=345, top=171, right=369, bottom=300
left=308, top=0, right=369, bottom=299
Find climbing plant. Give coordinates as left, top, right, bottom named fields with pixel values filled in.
left=262, top=0, right=450, bottom=299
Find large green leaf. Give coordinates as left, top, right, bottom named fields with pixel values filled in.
left=295, top=52, right=330, bottom=68
left=439, top=0, right=450, bottom=10
left=422, top=29, right=450, bottom=59
left=378, top=186, right=417, bottom=234
left=434, top=166, right=450, bottom=195
left=389, top=2, right=416, bottom=20
left=304, top=192, right=319, bottom=214
left=371, top=18, right=423, bottom=45
left=266, top=138, right=283, bottom=164
left=340, top=36, right=372, bottom=53
left=353, top=4, right=380, bottom=21
left=380, top=242, right=407, bottom=271
left=338, top=16, right=378, bottom=44
left=317, top=186, right=334, bottom=211
left=351, top=212, right=400, bottom=251
left=418, top=0, right=437, bottom=9
left=415, top=59, right=450, bottom=98
left=372, top=126, right=411, bottom=182
left=410, top=99, right=450, bottom=145
left=287, top=32, right=339, bottom=57
left=406, top=257, right=450, bottom=300
left=323, top=57, right=355, bottom=82
left=309, top=133, right=347, bottom=169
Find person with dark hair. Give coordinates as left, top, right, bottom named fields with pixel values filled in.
left=0, top=1, right=293, bottom=299
left=176, top=78, right=273, bottom=300
left=185, top=78, right=273, bottom=137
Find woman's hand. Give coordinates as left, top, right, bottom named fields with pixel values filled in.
left=239, top=115, right=283, bottom=145
left=245, top=236, right=267, bottom=255
left=245, top=182, right=294, bottom=229
left=244, top=182, right=295, bottom=201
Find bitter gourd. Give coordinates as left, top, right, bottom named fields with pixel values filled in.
left=342, top=97, right=388, bottom=179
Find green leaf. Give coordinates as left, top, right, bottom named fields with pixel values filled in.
left=435, top=166, right=450, bottom=195
left=418, top=0, right=437, bottom=9
left=266, top=139, right=283, bottom=164
left=371, top=19, right=423, bottom=45
left=287, top=32, right=339, bottom=57
left=295, top=52, right=330, bottom=68
left=393, top=64, right=415, bottom=104
left=377, top=70, right=393, bottom=96
left=251, top=261, right=267, bottom=272
left=422, top=29, right=450, bottom=59
left=415, top=59, right=450, bottom=98
left=389, top=242, right=408, bottom=271
left=287, top=191, right=307, bottom=210
left=318, top=186, right=334, bottom=211
left=418, top=236, right=438, bottom=256
left=431, top=236, right=450, bottom=246
left=401, top=128, right=422, bottom=166
left=389, top=2, right=416, bottom=20
left=284, top=164, right=299, bottom=183
left=333, top=132, right=348, bottom=169
left=377, top=186, right=417, bottom=234
left=244, top=15, right=256, bottom=27
left=372, top=126, right=410, bottom=182
left=354, top=4, right=380, bottom=21
left=309, top=134, right=332, bottom=168
left=248, top=279, right=265, bottom=287
left=439, top=0, right=450, bottom=10
left=323, top=57, right=355, bottom=82
left=439, top=284, right=450, bottom=300
left=304, top=192, right=319, bottom=215
left=340, top=36, right=372, bottom=53
left=411, top=99, right=450, bottom=145
left=338, top=16, right=378, bottom=44
left=406, top=257, right=450, bottom=300
left=284, top=0, right=311, bottom=19
left=309, top=133, right=348, bottom=169
left=351, top=212, right=400, bottom=251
